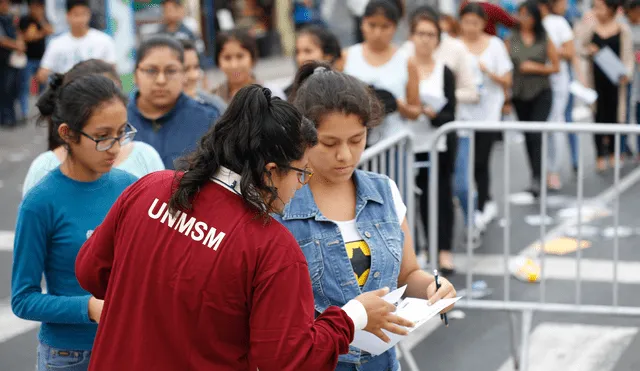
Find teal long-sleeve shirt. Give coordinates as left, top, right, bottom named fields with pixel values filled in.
left=11, top=167, right=136, bottom=350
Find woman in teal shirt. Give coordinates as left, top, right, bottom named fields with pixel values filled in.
left=11, top=73, right=137, bottom=370
left=275, top=62, right=457, bottom=371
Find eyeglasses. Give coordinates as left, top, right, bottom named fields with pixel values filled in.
left=287, top=166, right=314, bottom=185
left=79, top=123, right=137, bottom=152
left=137, top=67, right=184, bottom=81
left=414, top=31, right=439, bottom=39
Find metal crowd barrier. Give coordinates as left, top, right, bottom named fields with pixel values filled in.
left=359, top=130, right=416, bottom=241
left=358, top=130, right=421, bottom=371
left=428, top=121, right=640, bottom=371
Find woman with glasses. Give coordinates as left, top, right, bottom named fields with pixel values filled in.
left=22, top=59, right=164, bottom=197
left=129, top=35, right=220, bottom=170
left=407, top=9, right=458, bottom=275
left=276, top=62, right=457, bottom=371
left=11, top=73, right=137, bottom=371
left=75, top=85, right=411, bottom=371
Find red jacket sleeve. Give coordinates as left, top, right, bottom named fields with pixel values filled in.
left=482, top=3, right=518, bottom=30
left=249, top=260, right=354, bottom=371
left=75, top=191, right=125, bottom=300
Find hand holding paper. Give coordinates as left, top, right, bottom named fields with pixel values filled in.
left=351, top=287, right=462, bottom=356
left=353, top=286, right=414, bottom=343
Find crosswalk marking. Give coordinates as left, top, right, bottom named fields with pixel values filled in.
left=0, top=230, right=13, bottom=252
left=0, top=298, right=38, bottom=344
left=497, top=323, right=638, bottom=371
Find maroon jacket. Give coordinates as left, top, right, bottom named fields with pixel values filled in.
left=76, top=171, right=354, bottom=371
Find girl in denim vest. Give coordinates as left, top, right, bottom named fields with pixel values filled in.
left=275, top=61, right=458, bottom=371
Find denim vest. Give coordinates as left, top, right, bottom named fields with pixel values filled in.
left=274, top=170, right=404, bottom=366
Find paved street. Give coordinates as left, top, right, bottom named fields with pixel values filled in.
left=2, top=104, right=640, bottom=370
left=2, top=1, right=640, bottom=367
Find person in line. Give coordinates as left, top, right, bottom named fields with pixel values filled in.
left=342, top=0, right=420, bottom=145
left=350, top=0, right=405, bottom=44
left=458, top=3, right=513, bottom=231
left=180, top=39, right=227, bottom=114
left=0, top=0, right=24, bottom=127
left=405, top=9, right=458, bottom=274
left=18, top=0, right=53, bottom=119
left=538, top=0, right=583, bottom=189
left=75, top=85, right=414, bottom=371
left=211, top=30, right=286, bottom=103
left=283, top=24, right=342, bottom=97
left=36, top=0, right=116, bottom=84
left=439, top=13, right=460, bottom=37
left=576, top=0, right=633, bottom=171
left=128, top=35, right=220, bottom=169
left=22, top=59, right=164, bottom=197
left=11, top=74, right=138, bottom=371
left=397, top=5, right=480, bottom=249
left=508, top=0, right=559, bottom=196
left=279, top=62, right=457, bottom=371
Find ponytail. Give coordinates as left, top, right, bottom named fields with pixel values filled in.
left=36, top=74, right=65, bottom=151
left=169, top=84, right=317, bottom=220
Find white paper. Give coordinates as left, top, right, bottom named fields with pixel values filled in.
left=350, top=296, right=462, bottom=355
left=421, top=94, right=449, bottom=113
left=593, top=46, right=627, bottom=85
left=382, top=285, right=407, bottom=305
left=524, top=215, right=554, bottom=226
left=216, top=9, right=235, bottom=31
left=569, top=81, right=598, bottom=104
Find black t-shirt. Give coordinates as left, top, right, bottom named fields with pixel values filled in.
left=19, top=15, right=46, bottom=60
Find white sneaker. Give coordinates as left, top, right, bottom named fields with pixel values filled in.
left=474, top=211, right=486, bottom=232
left=482, top=201, right=498, bottom=225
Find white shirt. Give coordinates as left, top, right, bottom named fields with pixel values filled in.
left=409, top=60, right=447, bottom=153
left=543, top=15, right=574, bottom=90
left=40, top=29, right=117, bottom=74
left=458, top=36, right=513, bottom=123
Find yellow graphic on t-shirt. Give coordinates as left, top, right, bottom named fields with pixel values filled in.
left=345, top=240, right=372, bottom=287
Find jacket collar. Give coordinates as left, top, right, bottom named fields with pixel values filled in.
left=211, top=166, right=242, bottom=195
left=282, top=170, right=385, bottom=221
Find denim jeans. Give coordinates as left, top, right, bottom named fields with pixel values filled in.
left=19, top=58, right=43, bottom=118
left=454, top=135, right=477, bottom=224
left=335, top=351, right=400, bottom=371
left=37, top=343, right=91, bottom=371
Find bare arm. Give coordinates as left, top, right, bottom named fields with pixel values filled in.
left=397, top=58, right=422, bottom=120
left=520, top=39, right=560, bottom=75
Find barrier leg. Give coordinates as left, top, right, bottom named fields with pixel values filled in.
left=397, top=343, right=420, bottom=371
left=507, top=311, right=520, bottom=370
left=519, top=310, right=533, bottom=371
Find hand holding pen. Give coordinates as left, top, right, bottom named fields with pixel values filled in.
left=428, top=270, right=457, bottom=327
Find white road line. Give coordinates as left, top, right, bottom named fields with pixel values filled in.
left=496, top=323, right=638, bottom=371
left=0, top=298, right=38, bottom=344
left=454, top=253, right=640, bottom=284
left=0, top=230, right=13, bottom=252
left=519, top=165, right=640, bottom=258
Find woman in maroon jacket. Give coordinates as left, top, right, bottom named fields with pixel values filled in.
left=75, top=85, right=413, bottom=371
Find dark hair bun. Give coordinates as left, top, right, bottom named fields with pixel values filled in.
left=49, top=73, right=64, bottom=91
left=262, top=87, right=272, bottom=102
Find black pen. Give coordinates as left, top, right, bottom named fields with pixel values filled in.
left=433, top=269, right=449, bottom=327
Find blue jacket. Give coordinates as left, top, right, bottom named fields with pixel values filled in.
left=128, top=91, right=220, bottom=169
left=273, top=170, right=403, bottom=369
